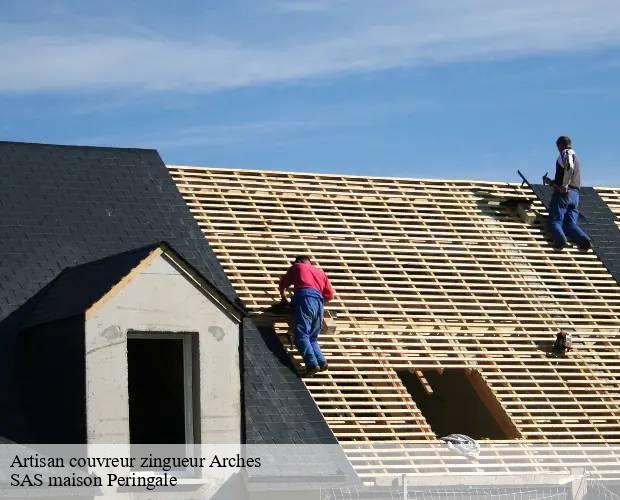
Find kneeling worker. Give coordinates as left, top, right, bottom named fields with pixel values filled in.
left=279, top=256, right=335, bottom=377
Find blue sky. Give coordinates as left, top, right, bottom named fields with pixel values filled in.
left=1, top=1, right=620, bottom=184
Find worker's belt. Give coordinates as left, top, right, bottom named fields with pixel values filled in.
left=568, top=185, right=580, bottom=191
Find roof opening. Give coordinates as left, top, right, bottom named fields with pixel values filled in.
left=397, top=368, right=520, bottom=440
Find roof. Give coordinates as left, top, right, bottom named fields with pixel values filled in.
left=243, top=318, right=338, bottom=444
left=529, top=184, right=620, bottom=285
left=20, top=243, right=159, bottom=329
left=20, top=242, right=239, bottom=330
left=0, top=141, right=240, bottom=319
left=170, top=165, right=620, bottom=478
left=0, top=141, right=336, bottom=447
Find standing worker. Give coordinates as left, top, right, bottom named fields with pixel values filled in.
left=543, top=135, right=591, bottom=251
left=279, top=256, right=335, bottom=377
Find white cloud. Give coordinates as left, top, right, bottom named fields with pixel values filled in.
left=77, top=96, right=429, bottom=149
left=77, top=120, right=317, bottom=150
left=153, top=120, right=318, bottom=148
left=0, top=0, right=619, bottom=93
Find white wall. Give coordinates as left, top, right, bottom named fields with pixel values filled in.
left=84, top=254, right=241, bottom=445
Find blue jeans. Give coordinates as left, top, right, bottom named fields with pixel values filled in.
left=548, top=190, right=590, bottom=247
left=292, top=288, right=326, bottom=369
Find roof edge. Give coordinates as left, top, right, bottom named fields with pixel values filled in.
left=0, top=139, right=158, bottom=154
left=169, top=163, right=527, bottom=187
left=21, top=242, right=244, bottom=330
left=83, top=242, right=245, bottom=322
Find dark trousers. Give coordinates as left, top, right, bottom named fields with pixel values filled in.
left=548, top=190, right=590, bottom=247
left=292, top=288, right=326, bottom=369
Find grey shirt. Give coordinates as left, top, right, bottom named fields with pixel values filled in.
left=554, top=148, right=581, bottom=189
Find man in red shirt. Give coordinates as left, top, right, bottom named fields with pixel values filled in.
left=279, top=256, right=335, bottom=377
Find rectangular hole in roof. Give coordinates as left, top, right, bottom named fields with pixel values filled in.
left=396, top=368, right=521, bottom=440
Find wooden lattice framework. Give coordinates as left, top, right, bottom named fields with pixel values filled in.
left=170, top=166, right=620, bottom=475
left=597, top=188, right=620, bottom=230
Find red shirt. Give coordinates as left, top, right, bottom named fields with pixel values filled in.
left=279, top=262, right=335, bottom=300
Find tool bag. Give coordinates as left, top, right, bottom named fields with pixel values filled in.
left=554, top=330, right=572, bottom=353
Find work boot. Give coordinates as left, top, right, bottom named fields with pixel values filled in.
left=553, top=242, right=567, bottom=252
left=319, top=362, right=329, bottom=372
left=305, top=365, right=319, bottom=377
left=578, top=240, right=592, bottom=252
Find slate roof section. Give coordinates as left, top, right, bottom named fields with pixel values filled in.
left=0, top=140, right=338, bottom=447
left=529, top=184, right=620, bottom=284
left=20, top=244, right=158, bottom=329
left=243, top=318, right=338, bottom=444
left=0, top=141, right=240, bottom=319
left=20, top=241, right=236, bottom=330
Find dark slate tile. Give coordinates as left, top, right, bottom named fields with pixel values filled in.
left=0, top=141, right=238, bottom=319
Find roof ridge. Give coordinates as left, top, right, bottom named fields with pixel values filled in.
left=168, top=163, right=525, bottom=186
left=0, top=139, right=157, bottom=153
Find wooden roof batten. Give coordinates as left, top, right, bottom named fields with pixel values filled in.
left=170, top=165, right=620, bottom=477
